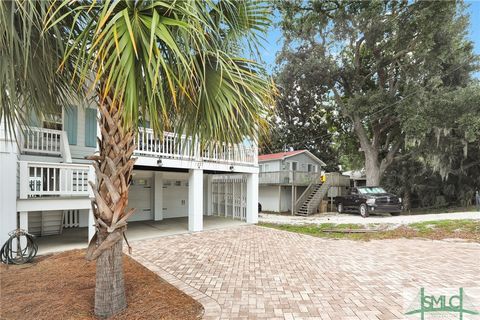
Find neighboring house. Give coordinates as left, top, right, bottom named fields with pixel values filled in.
left=258, top=150, right=327, bottom=214
left=0, top=102, right=259, bottom=246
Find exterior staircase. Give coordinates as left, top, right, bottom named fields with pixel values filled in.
left=295, top=180, right=331, bottom=216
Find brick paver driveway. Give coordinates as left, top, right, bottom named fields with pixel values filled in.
left=130, top=225, right=480, bottom=320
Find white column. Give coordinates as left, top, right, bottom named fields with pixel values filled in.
left=154, top=172, right=163, bottom=221
left=246, top=173, right=258, bottom=224
left=0, top=124, right=18, bottom=245
left=88, top=207, right=95, bottom=242
left=188, top=169, right=203, bottom=232
left=18, top=211, right=28, bottom=247
left=19, top=211, right=28, bottom=230
left=206, top=175, right=213, bottom=216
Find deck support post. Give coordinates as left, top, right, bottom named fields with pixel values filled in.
left=188, top=169, right=203, bottom=232
left=88, top=207, right=95, bottom=242
left=206, top=175, right=213, bottom=216
left=154, top=172, right=163, bottom=221
left=246, top=173, right=258, bottom=224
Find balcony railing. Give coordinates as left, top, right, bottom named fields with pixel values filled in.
left=19, top=161, right=93, bottom=199
left=259, top=171, right=322, bottom=185
left=21, top=127, right=62, bottom=155
left=20, top=127, right=72, bottom=162
left=134, top=128, right=257, bottom=166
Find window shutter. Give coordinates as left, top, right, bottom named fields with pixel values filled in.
left=64, top=105, right=77, bottom=145
left=85, top=108, right=97, bottom=147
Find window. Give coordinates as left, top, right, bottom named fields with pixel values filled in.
left=43, top=110, right=62, bottom=130
left=307, top=164, right=313, bottom=172
left=358, top=187, right=387, bottom=194
left=259, top=164, right=264, bottom=172
left=290, top=161, right=298, bottom=171
left=264, top=164, right=270, bottom=172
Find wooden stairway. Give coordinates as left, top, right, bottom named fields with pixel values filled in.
left=295, top=181, right=331, bottom=216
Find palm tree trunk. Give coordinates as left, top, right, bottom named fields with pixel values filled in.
left=85, top=95, right=137, bottom=317
left=94, top=233, right=126, bottom=317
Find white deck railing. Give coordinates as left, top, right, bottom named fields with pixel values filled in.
left=19, top=161, right=93, bottom=199
left=259, top=171, right=322, bottom=185
left=21, top=127, right=62, bottom=156
left=20, top=127, right=72, bottom=162
left=135, top=128, right=257, bottom=166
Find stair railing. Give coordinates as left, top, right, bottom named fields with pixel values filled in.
left=294, top=172, right=322, bottom=213
left=304, top=180, right=331, bottom=214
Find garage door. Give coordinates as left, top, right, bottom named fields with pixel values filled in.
left=163, top=180, right=188, bottom=218
left=127, top=179, right=152, bottom=221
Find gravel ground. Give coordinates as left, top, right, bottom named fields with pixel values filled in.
left=259, top=211, right=480, bottom=226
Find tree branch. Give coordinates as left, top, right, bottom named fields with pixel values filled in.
left=380, top=138, right=403, bottom=174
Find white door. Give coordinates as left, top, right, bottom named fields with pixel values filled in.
left=127, top=180, right=153, bottom=221
left=163, top=181, right=188, bottom=218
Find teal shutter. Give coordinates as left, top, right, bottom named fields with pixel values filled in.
left=64, top=105, right=77, bottom=145
left=85, top=108, right=97, bottom=147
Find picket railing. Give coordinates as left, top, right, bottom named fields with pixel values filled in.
left=21, top=127, right=62, bottom=156
left=19, top=161, right=93, bottom=198
left=135, top=128, right=257, bottom=166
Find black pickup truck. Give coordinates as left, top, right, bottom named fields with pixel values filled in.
left=334, top=186, right=403, bottom=217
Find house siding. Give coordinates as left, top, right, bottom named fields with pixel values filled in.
left=259, top=185, right=280, bottom=212
left=283, top=153, right=322, bottom=172
left=259, top=159, right=281, bottom=172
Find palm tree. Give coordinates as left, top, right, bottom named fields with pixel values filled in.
left=0, top=1, right=77, bottom=137
left=45, top=1, right=274, bottom=317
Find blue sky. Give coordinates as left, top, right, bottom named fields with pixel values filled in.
left=262, top=1, right=480, bottom=75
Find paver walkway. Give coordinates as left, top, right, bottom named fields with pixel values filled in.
left=130, top=225, right=480, bottom=320
left=259, top=211, right=480, bottom=226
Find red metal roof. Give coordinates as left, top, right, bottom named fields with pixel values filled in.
left=258, top=150, right=305, bottom=161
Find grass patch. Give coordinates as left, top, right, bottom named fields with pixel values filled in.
left=408, top=206, right=478, bottom=215
left=259, top=219, right=480, bottom=242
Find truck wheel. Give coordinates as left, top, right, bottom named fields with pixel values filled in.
left=359, top=204, right=369, bottom=218
left=337, top=203, right=343, bottom=213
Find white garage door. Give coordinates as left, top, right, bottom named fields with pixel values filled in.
left=127, top=180, right=152, bottom=221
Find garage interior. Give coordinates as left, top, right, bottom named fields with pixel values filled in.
left=34, top=168, right=250, bottom=254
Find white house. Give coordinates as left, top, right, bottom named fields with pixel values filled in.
left=0, top=101, right=259, bottom=247
left=258, top=150, right=327, bottom=214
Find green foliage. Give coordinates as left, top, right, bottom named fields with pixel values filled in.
left=274, top=0, right=479, bottom=189
left=0, top=1, right=79, bottom=136
left=45, top=0, right=275, bottom=145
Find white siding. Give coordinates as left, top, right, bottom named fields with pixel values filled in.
left=280, top=187, right=290, bottom=212
left=259, top=159, right=281, bottom=172
left=284, top=153, right=323, bottom=172
left=259, top=185, right=280, bottom=212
